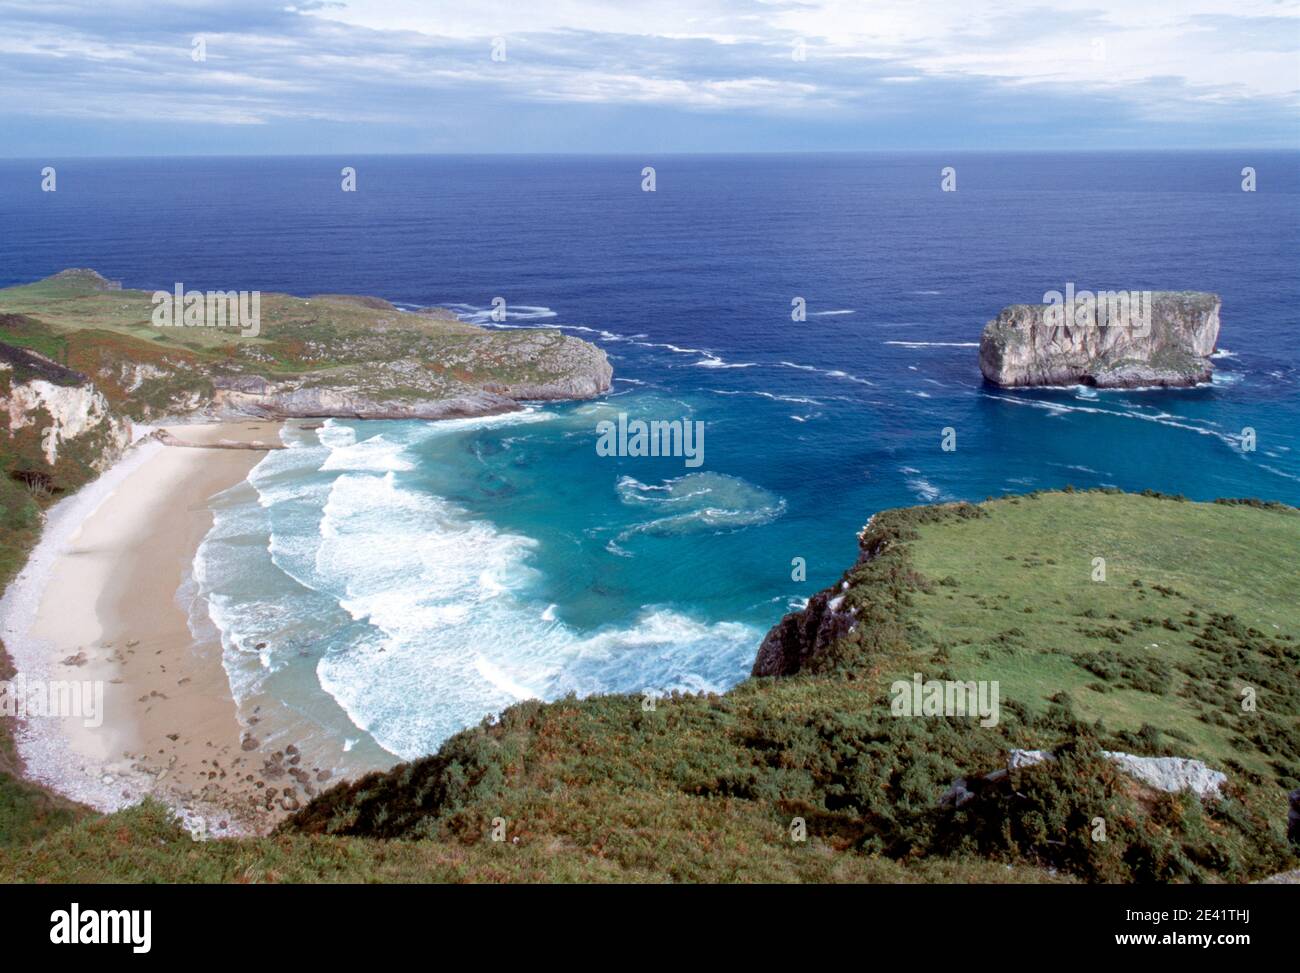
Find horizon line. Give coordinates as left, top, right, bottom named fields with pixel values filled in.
left=3, top=147, right=1299, bottom=162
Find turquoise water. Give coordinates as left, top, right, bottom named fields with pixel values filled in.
left=196, top=410, right=782, bottom=762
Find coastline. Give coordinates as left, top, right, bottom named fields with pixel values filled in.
left=0, top=421, right=291, bottom=836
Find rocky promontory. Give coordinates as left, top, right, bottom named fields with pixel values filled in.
left=0, top=271, right=612, bottom=430
left=979, top=290, right=1220, bottom=388
left=208, top=328, right=612, bottom=421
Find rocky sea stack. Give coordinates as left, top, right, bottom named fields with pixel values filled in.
left=979, top=290, right=1220, bottom=388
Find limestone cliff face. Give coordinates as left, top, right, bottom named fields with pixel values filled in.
left=473, top=331, right=615, bottom=402
left=2, top=379, right=130, bottom=468
left=0, top=343, right=132, bottom=487
left=979, top=291, right=1220, bottom=388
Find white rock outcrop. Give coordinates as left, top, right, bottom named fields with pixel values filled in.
left=941, top=748, right=1228, bottom=808
left=1100, top=751, right=1227, bottom=800
left=1, top=370, right=131, bottom=468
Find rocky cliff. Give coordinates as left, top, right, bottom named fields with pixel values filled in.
left=208, top=330, right=612, bottom=420
left=979, top=291, right=1220, bottom=388
left=0, top=342, right=132, bottom=493
left=751, top=507, right=937, bottom=677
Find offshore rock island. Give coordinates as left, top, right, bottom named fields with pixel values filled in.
left=979, top=290, right=1221, bottom=388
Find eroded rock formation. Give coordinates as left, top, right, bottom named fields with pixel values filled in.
left=979, top=291, right=1220, bottom=388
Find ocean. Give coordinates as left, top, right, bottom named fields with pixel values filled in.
left=2, top=152, right=1297, bottom=765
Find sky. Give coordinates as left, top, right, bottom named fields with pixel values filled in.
left=1, top=0, right=1298, bottom=156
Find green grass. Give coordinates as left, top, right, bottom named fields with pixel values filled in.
left=906, top=491, right=1299, bottom=784
left=0, top=271, right=478, bottom=352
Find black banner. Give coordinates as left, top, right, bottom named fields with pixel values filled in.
left=0, top=882, right=1284, bottom=958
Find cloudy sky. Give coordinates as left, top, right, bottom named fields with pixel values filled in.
left=2, top=0, right=1298, bottom=155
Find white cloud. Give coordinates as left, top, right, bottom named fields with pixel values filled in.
left=313, top=0, right=1300, bottom=99
left=0, top=0, right=1295, bottom=147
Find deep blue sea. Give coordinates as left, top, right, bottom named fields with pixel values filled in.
left=2, top=153, right=1297, bottom=764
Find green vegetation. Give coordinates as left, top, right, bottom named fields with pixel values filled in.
left=1, top=490, right=1294, bottom=883
left=906, top=491, right=1298, bottom=786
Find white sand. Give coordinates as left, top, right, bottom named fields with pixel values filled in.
left=0, top=423, right=284, bottom=836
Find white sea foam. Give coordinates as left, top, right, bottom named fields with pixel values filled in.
left=1258, top=464, right=1300, bottom=482
left=884, top=341, right=979, bottom=348
left=907, top=477, right=941, bottom=501
left=705, top=388, right=822, bottom=406
left=775, top=361, right=875, bottom=386
left=1049, top=462, right=1112, bottom=477
left=981, top=393, right=1249, bottom=448
left=638, top=341, right=707, bottom=355
left=319, top=433, right=416, bottom=473
left=778, top=359, right=876, bottom=385
left=613, top=472, right=786, bottom=543
left=198, top=416, right=764, bottom=761
left=693, top=353, right=757, bottom=369
left=474, top=656, right=544, bottom=702
left=899, top=466, right=944, bottom=501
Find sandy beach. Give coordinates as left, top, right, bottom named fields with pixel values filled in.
left=0, top=421, right=311, bottom=835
